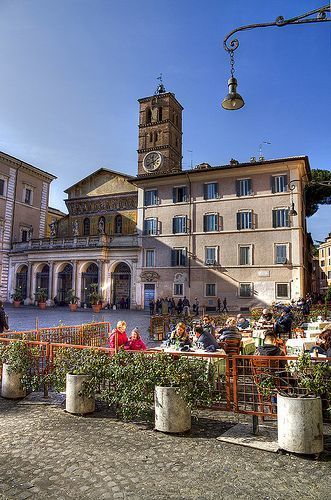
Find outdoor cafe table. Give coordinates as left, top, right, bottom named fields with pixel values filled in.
left=149, top=346, right=228, bottom=375
left=252, top=325, right=274, bottom=346
left=286, top=337, right=316, bottom=356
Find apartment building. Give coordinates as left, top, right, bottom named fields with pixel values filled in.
left=133, top=87, right=311, bottom=310
left=318, top=233, right=331, bottom=294
left=0, top=151, right=56, bottom=301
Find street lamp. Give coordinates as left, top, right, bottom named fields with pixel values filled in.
left=222, top=4, right=331, bottom=110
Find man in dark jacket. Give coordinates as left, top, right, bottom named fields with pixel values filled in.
left=0, top=301, right=9, bottom=333
left=256, top=333, right=286, bottom=368
left=194, top=326, right=219, bottom=351
left=274, top=307, right=293, bottom=338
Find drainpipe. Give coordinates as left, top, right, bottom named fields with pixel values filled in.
left=185, top=172, right=192, bottom=293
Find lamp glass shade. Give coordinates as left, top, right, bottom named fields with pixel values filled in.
left=221, top=76, right=245, bottom=110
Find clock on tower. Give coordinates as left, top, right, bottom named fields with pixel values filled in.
left=137, top=81, right=183, bottom=176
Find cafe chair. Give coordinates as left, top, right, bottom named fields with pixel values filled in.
left=219, top=338, right=242, bottom=356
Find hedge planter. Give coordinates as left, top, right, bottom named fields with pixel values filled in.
left=277, top=394, right=323, bottom=455
left=155, top=386, right=191, bottom=433
left=1, top=363, right=26, bottom=399
left=65, top=373, right=95, bottom=415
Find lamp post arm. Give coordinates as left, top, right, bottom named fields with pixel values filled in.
left=224, top=4, right=331, bottom=52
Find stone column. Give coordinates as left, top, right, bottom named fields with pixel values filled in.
left=52, top=263, right=58, bottom=301
left=29, top=263, right=36, bottom=305
left=25, top=262, right=33, bottom=305
left=71, top=260, right=78, bottom=293
left=47, top=261, right=54, bottom=305
left=130, top=258, right=138, bottom=309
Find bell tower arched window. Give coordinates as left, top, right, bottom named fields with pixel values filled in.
left=115, top=214, right=122, bottom=234
left=83, top=218, right=90, bottom=236
left=154, top=131, right=158, bottom=142
left=158, top=107, right=163, bottom=121
left=146, top=108, right=152, bottom=124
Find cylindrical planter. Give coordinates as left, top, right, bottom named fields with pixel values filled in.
left=277, top=394, right=323, bottom=454
left=65, top=373, right=95, bottom=415
left=1, top=363, right=26, bottom=399
left=155, top=386, right=191, bottom=433
left=13, top=301, right=21, bottom=308
left=38, top=302, right=46, bottom=310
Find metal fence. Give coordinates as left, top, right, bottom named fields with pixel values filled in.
left=0, top=337, right=329, bottom=422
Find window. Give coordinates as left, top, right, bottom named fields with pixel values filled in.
left=21, top=229, right=28, bottom=242
left=271, top=174, right=288, bottom=193
left=145, top=249, right=155, bottom=267
left=237, top=211, right=253, bottom=230
left=83, top=218, right=90, bottom=236
left=206, top=284, right=216, bottom=296
left=275, top=244, right=288, bottom=264
left=171, top=248, right=187, bottom=266
left=144, top=218, right=157, bottom=235
left=236, top=178, right=252, bottom=197
left=173, top=216, right=187, bottom=234
left=239, top=246, right=251, bottom=265
left=327, top=271, right=331, bottom=280
left=144, top=189, right=158, bottom=206
left=276, top=283, right=290, bottom=299
left=0, top=179, right=5, bottom=196
left=115, top=214, right=122, bottom=234
left=146, top=108, right=152, bottom=123
left=158, top=107, right=163, bottom=121
left=204, top=182, right=219, bottom=200
left=174, top=283, right=183, bottom=296
left=154, top=131, right=158, bottom=142
left=321, top=260, right=325, bottom=267
left=203, top=213, right=219, bottom=232
left=205, top=246, right=218, bottom=265
left=24, top=188, right=32, bottom=205
left=239, top=283, right=252, bottom=297
left=272, top=209, right=289, bottom=228
left=173, top=186, right=187, bottom=203
left=149, top=132, right=153, bottom=142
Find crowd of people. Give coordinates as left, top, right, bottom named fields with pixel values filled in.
left=149, top=296, right=229, bottom=316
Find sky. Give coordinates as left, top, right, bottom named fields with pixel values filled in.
left=0, top=0, right=330, bottom=241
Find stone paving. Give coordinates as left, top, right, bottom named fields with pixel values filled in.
left=5, top=305, right=153, bottom=345
left=0, top=396, right=330, bottom=500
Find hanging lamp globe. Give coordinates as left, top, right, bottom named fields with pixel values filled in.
left=221, top=77, right=245, bottom=110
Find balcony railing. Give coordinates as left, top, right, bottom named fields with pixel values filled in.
left=12, top=234, right=139, bottom=252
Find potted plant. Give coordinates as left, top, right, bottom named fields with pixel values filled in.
left=65, top=289, right=80, bottom=312
left=100, top=351, right=215, bottom=432
left=88, top=283, right=103, bottom=313
left=11, top=288, right=23, bottom=307
left=256, top=353, right=330, bottom=455
left=0, top=341, right=41, bottom=399
left=49, top=347, right=109, bottom=415
left=34, top=288, right=48, bottom=309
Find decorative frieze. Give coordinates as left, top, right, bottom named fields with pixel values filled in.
left=140, top=271, right=160, bottom=282
left=67, top=195, right=137, bottom=215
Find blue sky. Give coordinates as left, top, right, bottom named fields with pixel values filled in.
left=0, top=0, right=330, bottom=240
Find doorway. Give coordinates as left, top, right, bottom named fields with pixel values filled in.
left=112, top=262, right=131, bottom=309
left=57, top=264, right=73, bottom=305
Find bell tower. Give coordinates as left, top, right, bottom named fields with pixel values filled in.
left=137, top=80, right=183, bottom=176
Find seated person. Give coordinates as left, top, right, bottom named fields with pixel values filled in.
left=127, top=327, right=147, bottom=351
left=257, top=308, right=274, bottom=325
left=309, top=328, right=331, bottom=357
left=194, top=325, right=219, bottom=351
left=218, top=317, right=242, bottom=341
left=202, top=315, right=215, bottom=337
left=274, top=307, right=293, bottom=338
left=256, top=332, right=285, bottom=357
left=236, top=314, right=250, bottom=330
left=108, top=320, right=128, bottom=349
left=170, top=322, right=191, bottom=346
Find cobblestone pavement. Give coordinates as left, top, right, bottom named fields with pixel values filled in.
left=0, top=397, right=330, bottom=500
left=5, top=305, right=153, bottom=345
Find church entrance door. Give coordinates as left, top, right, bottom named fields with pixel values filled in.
left=81, top=263, right=99, bottom=306
left=57, top=264, right=73, bottom=305
left=112, top=263, right=131, bottom=309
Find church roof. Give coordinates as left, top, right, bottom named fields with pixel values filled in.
left=64, top=168, right=135, bottom=193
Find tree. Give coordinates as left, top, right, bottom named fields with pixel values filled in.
left=305, top=169, right=331, bottom=217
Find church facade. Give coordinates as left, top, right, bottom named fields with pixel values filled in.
left=6, top=84, right=312, bottom=310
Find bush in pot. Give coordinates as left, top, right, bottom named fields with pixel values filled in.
left=11, top=287, right=23, bottom=307
left=0, top=341, right=42, bottom=398
left=48, top=347, right=110, bottom=414
left=100, top=351, right=215, bottom=431
left=88, top=284, right=103, bottom=313
left=256, top=353, right=331, bottom=455
left=65, top=289, right=80, bottom=311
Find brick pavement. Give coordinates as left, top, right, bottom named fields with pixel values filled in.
left=0, top=397, right=330, bottom=500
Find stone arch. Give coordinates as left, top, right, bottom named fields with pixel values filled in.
left=111, top=262, right=131, bottom=309
left=35, top=263, right=50, bottom=299
left=81, top=262, right=99, bottom=306
left=56, top=263, right=73, bottom=305
left=16, top=264, right=28, bottom=300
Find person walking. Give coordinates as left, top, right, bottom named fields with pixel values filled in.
left=193, top=297, right=199, bottom=316
left=222, top=297, right=228, bottom=313
left=182, top=296, right=190, bottom=317
left=0, top=301, right=8, bottom=333
left=217, top=297, right=221, bottom=313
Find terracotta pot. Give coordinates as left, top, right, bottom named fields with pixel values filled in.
left=69, top=303, right=78, bottom=312
left=38, top=302, right=46, bottom=310
left=13, top=301, right=21, bottom=308
left=92, top=304, right=101, bottom=313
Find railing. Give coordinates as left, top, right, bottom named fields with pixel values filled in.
left=11, top=234, right=138, bottom=252
left=0, top=336, right=329, bottom=422
left=0, top=322, right=110, bottom=346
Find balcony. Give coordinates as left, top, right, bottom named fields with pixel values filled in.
left=12, top=234, right=139, bottom=252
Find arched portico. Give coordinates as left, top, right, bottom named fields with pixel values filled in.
left=35, top=264, right=50, bottom=299
left=111, top=262, right=131, bottom=309
left=16, top=264, right=28, bottom=300
left=81, top=262, right=99, bottom=306
left=56, top=263, right=73, bottom=305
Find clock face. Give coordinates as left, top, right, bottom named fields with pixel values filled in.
left=143, top=151, right=163, bottom=172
